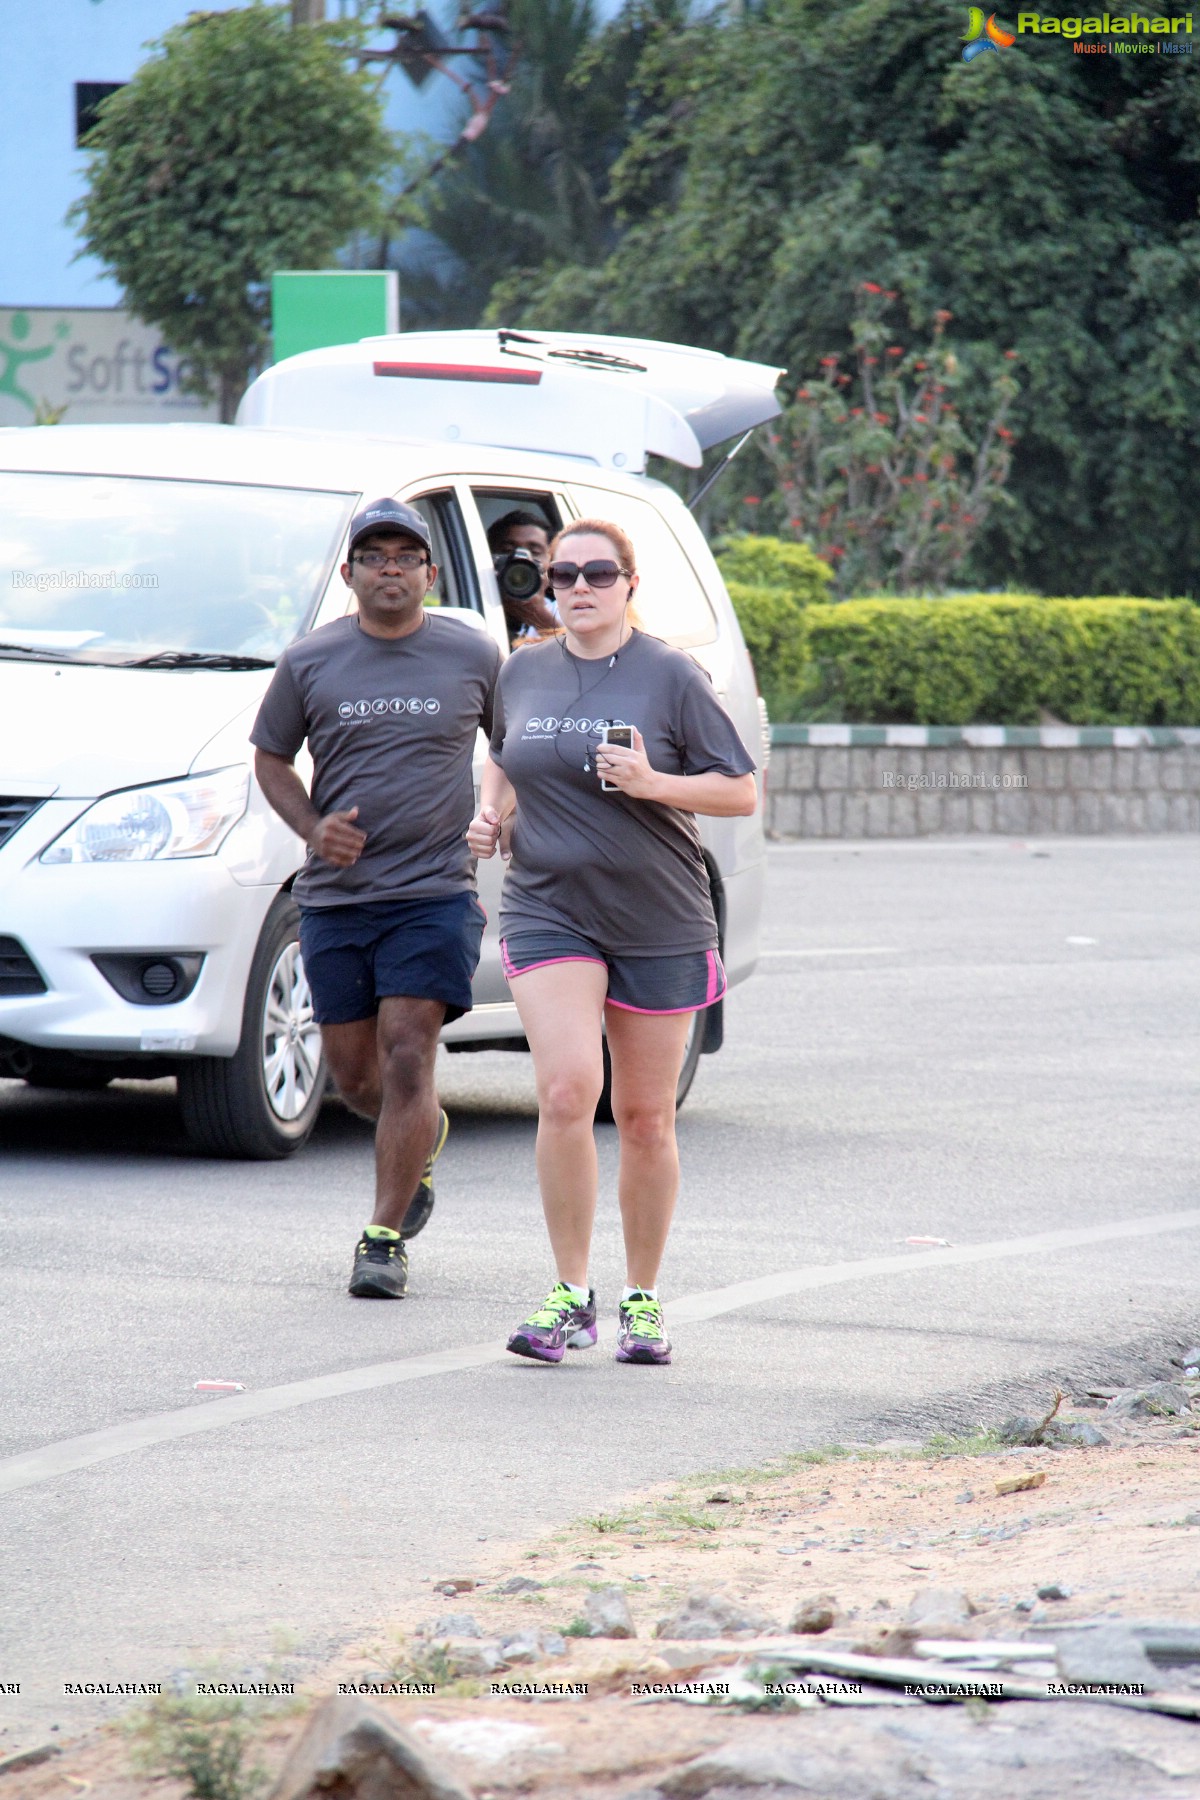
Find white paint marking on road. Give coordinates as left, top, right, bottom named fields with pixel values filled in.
left=757, top=947, right=900, bottom=959
left=3, top=1207, right=1199, bottom=1499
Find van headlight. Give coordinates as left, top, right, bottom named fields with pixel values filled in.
left=41, top=767, right=251, bottom=864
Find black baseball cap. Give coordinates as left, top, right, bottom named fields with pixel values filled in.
left=348, top=498, right=432, bottom=555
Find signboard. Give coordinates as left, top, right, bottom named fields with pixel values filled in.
left=271, top=270, right=399, bottom=365
left=0, top=307, right=218, bottom=427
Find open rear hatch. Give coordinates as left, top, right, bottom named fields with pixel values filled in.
left=237, top=329, right=784, bottom=472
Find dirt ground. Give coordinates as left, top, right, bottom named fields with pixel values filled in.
left=8, top=1391, right=1200, bottom=1800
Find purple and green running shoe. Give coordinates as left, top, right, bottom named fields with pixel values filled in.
left=507, top=1282, right=598, bottom=1364
left=615, top=1291, right=671, bottom=1365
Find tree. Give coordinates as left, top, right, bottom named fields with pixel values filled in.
left=404, top=0, right=689, bottom=331
left=71, top=5, right=394, bottom=419
left=503, top=0, right=1200, bottom=597
left=760, top=287, right=1019, bottom=594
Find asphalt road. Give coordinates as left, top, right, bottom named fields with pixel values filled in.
left=1, top=835, right=1198, bottom=1751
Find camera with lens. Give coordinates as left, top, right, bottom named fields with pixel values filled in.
left=493, top=547, right=545, bottom=605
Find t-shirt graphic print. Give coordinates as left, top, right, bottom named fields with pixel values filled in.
left=491, top=631, right=755, bottom=955
left=251, top=612, right=500, bottom=907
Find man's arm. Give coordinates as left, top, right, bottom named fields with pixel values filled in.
left=254, top=747, right=367, bottom=868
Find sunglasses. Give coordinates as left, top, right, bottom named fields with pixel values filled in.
left=547, top=560, right=628, bottom=591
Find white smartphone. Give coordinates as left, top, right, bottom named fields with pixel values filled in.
left=598, top=724, right=633, bottom=790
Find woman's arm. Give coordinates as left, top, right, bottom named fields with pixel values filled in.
left=595, top=730, right=758, bottom=817
left=466, top=755, right=518, bottom=857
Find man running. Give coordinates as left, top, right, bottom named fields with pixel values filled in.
left=252, top=499, right=500, bottom=1298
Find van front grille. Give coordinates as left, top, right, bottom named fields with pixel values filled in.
left=0, top=797, right=45, bottom=852
left=0, top=936, right=47, bottom=996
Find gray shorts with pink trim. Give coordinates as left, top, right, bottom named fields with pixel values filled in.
left=499, top=928, right=726, bottom=1016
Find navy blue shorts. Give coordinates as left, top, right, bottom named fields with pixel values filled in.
left=500, top=929, right=725, bottom=1015
left=298, top=893, right=485, bottom=1027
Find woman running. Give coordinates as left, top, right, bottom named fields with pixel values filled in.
left=466, top=520, right=757, bottom=1365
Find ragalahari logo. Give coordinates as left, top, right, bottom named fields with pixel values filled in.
left=962, top=7, right=1017, bottom=58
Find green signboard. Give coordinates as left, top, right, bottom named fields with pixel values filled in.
left=271, top=271, right=399, bottom=364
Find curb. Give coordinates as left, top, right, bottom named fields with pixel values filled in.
left=770, top=725, right=1200, bottom=749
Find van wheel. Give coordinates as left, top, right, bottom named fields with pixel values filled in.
left=594, top=1008, right=704, bottom=1125
left=178, top=896, right=326, bottom=1159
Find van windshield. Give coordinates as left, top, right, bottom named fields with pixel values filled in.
left=0, top=472, right=354, bottom=664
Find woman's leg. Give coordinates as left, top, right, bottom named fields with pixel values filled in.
left=509, top=961, right=610, bottom=1286
left=604, top=1006, right=695, bottom=1290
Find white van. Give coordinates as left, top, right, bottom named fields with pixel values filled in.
left=0, top=331, right=776, bottom=1156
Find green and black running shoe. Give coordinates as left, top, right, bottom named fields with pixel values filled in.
left=348, top=1228, right=408, bottom=1299
left=507, top=1282, right=598, bottom=1364
left=399, top=1107, right=450, bottom=1239
left=615, top=1291, right=671, bottom=1364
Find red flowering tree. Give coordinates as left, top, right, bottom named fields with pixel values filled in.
left=761, top=286, right=1019, bottom=597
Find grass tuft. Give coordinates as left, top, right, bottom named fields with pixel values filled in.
left=922, top=1427, right=1005, bottom=1458
left=125, top=1687, right=268, bottom=1800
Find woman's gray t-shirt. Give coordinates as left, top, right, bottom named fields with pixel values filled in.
left=251, top=612, right=499, bottom=908
left=490, top=631, right=755, bottom=955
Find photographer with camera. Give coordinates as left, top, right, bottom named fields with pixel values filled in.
left=487, top=509, right=558, bottom=646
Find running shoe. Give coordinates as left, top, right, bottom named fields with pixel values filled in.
left=348, top=1230, right=408, bottom=1299
left=399, top=1107, right=450, bottom=1239
left=507, top=1283, right=598, bottom=1364
left=615, top=1291, right=672, bottom=1364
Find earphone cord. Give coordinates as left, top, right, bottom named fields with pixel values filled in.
left=553, top=634, right=622, bottom=775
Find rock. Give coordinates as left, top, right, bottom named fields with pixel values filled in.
left=1055, top=1626, right=1161, bottom=1689
left=1173, top=1345, right=1200, bottom=1370
left=269, top=1695, right=471, bottom=1800
left=584, top=1586, right=637, bottom=1639
left=904, top=1588, right=976, bottom=1638
left=654, top=1588, right=778, bottom=1640
left=705, top=1488, right=743, bottom=1504
left=956, top=1490, right=975, bottom=1504
left=497, top=1576, right=543, bottom=1595
left=1105, top=1381, right=1192, bottom=1420
left=430, top=1614, right=480, bottom=1639
left=789, top=1595, right=837, bottom=1635
left=657, top=1743, right=821, bottom=1795
left=0, top=1747, right=61, bottom=1777
left=1183, top=1511, right=1200, bottom=1527
left=499, top=1629, right=566, bottom=1662
left=1049, top=1421, right=1109, bottom=1448
left=997, top=1414, right=1044, bottom=1446
left=440, top=1640, right=506, bottom=1678
left=1036, top=1583, right=1072, bottom=1601
left=433, top=1577, right=476, bottom=1595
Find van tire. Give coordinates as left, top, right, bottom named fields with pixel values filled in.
left=595, top=1007, right=704, bottom=1125
left=178, top=896, right=326, bottom=1159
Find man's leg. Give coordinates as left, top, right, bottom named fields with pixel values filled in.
left=320, top=1017, right=383, bottom=1120
left=371, top=995, right=446, bottom=1232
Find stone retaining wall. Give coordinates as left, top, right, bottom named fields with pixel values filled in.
left=764, top=726, right=1200, bottom=837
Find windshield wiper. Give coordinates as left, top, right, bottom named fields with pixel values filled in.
left=123, top=650, right=276, bottom=671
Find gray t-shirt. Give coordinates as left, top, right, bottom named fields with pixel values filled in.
left=490, top=630, right=756, bottom=954
left=251, top=612, right=500, bottom=908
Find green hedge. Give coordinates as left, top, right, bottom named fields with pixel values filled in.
left=724, top=581, right=811, bottom=718
left=727, top=592, right=1200, bottom=725
left=715, top=535, right=832, bottom=605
